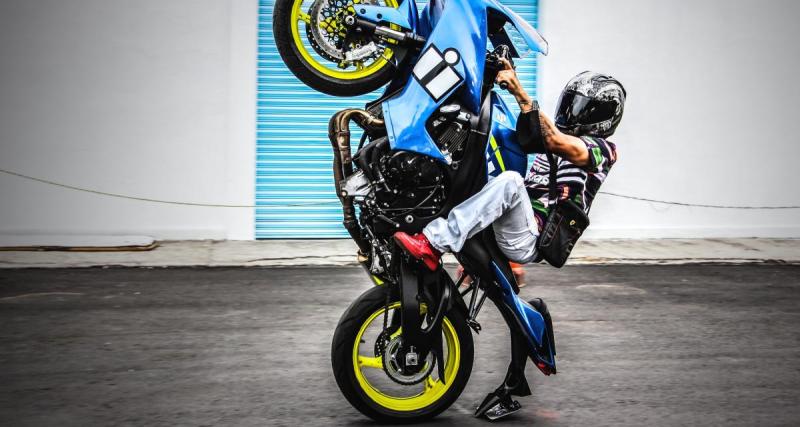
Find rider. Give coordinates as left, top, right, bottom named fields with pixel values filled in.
left=393, top=61, right=626, bottom=270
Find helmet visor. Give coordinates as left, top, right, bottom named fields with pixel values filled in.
left=556, top=92, right=618, bottom=126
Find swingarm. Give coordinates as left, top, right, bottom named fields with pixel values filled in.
left=396, top=255, right=463, bottom=383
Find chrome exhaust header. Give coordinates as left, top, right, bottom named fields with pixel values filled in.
left=328, top=109, right=384, bottom=252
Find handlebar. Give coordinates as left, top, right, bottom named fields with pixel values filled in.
left=486, top=45, right=514, bottom=90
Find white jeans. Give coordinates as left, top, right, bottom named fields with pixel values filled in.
left=422, top=171, right=540, bottom=264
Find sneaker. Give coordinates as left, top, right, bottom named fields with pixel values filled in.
left=510, top=262, right=526, bottom=288
left=393, top=232, right=442, bottom=271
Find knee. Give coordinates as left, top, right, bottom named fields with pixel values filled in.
left=497, top=171, right=524, bottom=187
left=496, top=171, right=525, bottom=200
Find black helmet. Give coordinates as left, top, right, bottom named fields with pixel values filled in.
left=555, top=71, right=626, bottom=138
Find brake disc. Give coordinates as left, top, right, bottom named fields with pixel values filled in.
left=306, top=0, right=383, bottom=65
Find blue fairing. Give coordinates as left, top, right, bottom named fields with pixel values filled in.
left=492, top=262, right=555, bottom=367
left=492, top=261, right=545, bottom=344
left=487, top=91, right=528, bottom=178
left=382, top=0, right=486, bottom=162
left=378, top=0, right=547, bottom=162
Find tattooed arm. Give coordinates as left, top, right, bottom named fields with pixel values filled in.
left=495, top=59, right=590, bottom=167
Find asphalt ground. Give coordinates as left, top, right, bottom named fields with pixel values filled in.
left=1, top=265, right=799, bottom=426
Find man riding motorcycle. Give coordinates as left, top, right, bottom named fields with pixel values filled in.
left=394, top=61, right=627, bottom=270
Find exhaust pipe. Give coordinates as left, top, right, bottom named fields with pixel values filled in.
left=328, top=109, right=384, bottom=253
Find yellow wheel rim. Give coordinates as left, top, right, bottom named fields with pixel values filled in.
left=290, top=0, right=398, bottom=80
left=352, top=302, right=461, bottom=412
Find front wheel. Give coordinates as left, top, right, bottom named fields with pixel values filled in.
left=272, top=0, right=400, bottom=96
left=331, top=286, right=474, bottom=422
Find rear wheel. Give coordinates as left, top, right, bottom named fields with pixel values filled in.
left=272, top=0, right=400, bottom=96
left=331, top=286, right=474, bottom=422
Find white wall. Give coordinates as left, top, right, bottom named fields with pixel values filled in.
left=539, top=0, right=800, bottom=238
left=0, top=0, right=257, bottom=240
left=1, top=0, right=798, bottom=240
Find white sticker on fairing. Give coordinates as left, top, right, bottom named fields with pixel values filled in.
left=413, top=48, right=443, bottom=80
left=426, top=67, right=461, bottom=100
left=494, top=110, right=508, bottom=125
left=412, top=46, right=463, bottom=102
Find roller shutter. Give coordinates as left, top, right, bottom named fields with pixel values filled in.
left=256, top=0, right=539, bottom=238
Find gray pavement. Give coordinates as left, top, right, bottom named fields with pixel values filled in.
left=1, top=265, right=799, bottom=426
left=2, top=238, right=799, bottom=268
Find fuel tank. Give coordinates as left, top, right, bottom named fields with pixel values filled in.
left=486, top=91, right=528, bottom=179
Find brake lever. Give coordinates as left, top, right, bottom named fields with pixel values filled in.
left=496, top=45, right=514, bottom=67
left=489, top=45, right=514, bottom=90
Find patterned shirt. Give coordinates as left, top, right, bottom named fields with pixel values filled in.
left=524, top=136, right=617, bottom=230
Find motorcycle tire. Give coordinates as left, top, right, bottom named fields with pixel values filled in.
left=272, top=0, right=399, bottom=97
left=331, top=285, right=474, bottom=423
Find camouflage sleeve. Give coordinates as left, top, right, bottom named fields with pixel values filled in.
left=579, top=136, right=617, bottom=174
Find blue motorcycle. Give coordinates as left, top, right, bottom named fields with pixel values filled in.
left=273, top=0, right=555, bottom=421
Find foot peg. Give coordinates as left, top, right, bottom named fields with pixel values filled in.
left=467, top=318, right=482, bottom=333
left=475, top=392, right=522, bottom=420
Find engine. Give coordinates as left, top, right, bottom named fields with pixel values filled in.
left=349, top=140, right=448, bottom=236
left=358, top=104, right=476, bottom=229
left=427, top=103, right=472, bottom=162
left=330, top=103, right=478, bottom=274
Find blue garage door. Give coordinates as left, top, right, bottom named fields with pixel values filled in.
left=256, top=0, right=539, bottom=239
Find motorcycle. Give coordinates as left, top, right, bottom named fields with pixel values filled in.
left=273, top=0, right=555, bottom=422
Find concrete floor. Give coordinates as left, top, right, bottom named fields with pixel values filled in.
left=1, top=265, right=799, bottom=426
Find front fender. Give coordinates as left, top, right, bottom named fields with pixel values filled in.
left=355, top=0, right=419, bottom=31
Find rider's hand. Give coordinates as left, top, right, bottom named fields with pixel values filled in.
left=495, top=58, right=533, bottom=112
left=495, top=59, right=523, bottom=96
